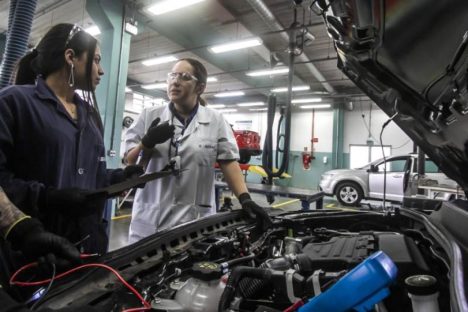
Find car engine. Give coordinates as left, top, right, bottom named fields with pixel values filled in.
left=45, top=209, right=450, bottom=312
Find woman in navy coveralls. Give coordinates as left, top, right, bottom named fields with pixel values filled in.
left=0, top=24, right=134, bottom=253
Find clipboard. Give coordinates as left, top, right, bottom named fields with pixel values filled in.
left=87, top=170, right=174, bottom=199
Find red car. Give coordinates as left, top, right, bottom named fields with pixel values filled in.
left=234, top=130, right=262, bottom=164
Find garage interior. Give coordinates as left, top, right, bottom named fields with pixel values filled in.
left=1, top=0, right=467, bottom=311
left=1, top=0, right=418, bottom=222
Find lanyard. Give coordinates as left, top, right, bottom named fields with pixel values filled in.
left=168, top=113, right=187, bottom=159
left=167, top=102, right=199, bottom=159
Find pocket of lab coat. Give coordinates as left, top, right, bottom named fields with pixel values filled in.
left=197, top=138, right=218, bottom=167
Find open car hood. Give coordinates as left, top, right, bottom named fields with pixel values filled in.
left=321, top=0, right=468, bottom=190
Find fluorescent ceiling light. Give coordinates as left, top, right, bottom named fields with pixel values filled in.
left=292, top=98, right=322, bottom=104
left=214, top=91, right=245, bottom=98
left=218, top=108, right=237, bottom=113
left=125, top=87, right=132, bottom=93
left=237, top=102, right=264, bottom=107
left=271, top=85, right=310, bottom=93
left=125, top=108, right=142, bottom=115
left=133, top=99, right=143, bottom=105
left=246, top=67, right=289, bottom=77
left=209, top=104, right=226, bottom=109
left=133, top=93, right=144, bottom=100
left=299, top=104, right=331, bottom=109
left=125, top=22, right=138, bottom=35
left=141, top=83, right=168, bottom=90
left=142, top=55, right=178, bottom=66
left=207, top=77, right=218, bottom=82
left=147, top=0, right=205, bottom=15
left=249, top=108, right=268, bottom=111
left=85, top=25, right=100, bottom=36
left=209, top=38, right=262, bottom=54
left=143, top=98, right=164, bottom=107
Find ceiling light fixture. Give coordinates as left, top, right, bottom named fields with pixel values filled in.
left=249, top=108, right=268, bottom=111
left=209, top=104, right=226, bottom=109
left=133, top=93, right=144, bottom=100
left=246, top=67, right=289, bottom=77
left=218, top=108, right=237, bottom=113
left=147, top=0, right=205, bottom=15
left=271, top=85, right=310, bottom=93
left=125, top=87, right=132, bottom=93
left=125, top=21, right=138, bottom=35
left=142, top=55, right=178, bottom=66
left=207, top=77, right=218, bottom=82
left=237, top=102, right=264, bottom=107
left=291, top=98, right=322, bottom=104
left=141, top=83, right=168, bottom=90
left=299, top=104, right=331, bottom=109
left=214, top=91, right=245, bottom=97
left=125, top=108, right=142, bottom=115
left=85, top=25, right=100, bottom=36
left=209, top=38, right=262, bottom=54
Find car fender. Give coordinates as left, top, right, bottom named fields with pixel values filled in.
left=331, top=177, right=369, bottom=197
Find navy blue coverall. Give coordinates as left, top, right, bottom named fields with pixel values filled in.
left=0, top=77, right=115, bottom=253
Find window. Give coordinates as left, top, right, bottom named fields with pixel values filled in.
left=375, top=158, right=407, bottom=173
left=350, top=145, right=391, bottom=169
left=413, top=158, right=441, bottom=173
left=424, top=160, right=440, bottom=173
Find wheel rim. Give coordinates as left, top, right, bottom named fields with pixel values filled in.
left=339, top=186, right=358, bottom=204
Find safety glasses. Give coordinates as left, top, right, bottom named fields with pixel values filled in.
left=167, top=72, right=198, bottom=82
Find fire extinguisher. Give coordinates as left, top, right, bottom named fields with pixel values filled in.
left=302, top=147, right=312, bottom=170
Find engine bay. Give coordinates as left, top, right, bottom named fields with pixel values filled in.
left=36, top=209, right=454, bottom=312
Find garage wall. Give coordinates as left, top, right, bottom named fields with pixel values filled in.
left=223, top=110, right=335, bottom=190
left=343, top=103, right=413, bottom=154
left=222, top=103, right=414, bottom=190
left=223, top=110, right=334, bottom=152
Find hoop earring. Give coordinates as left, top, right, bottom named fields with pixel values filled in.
left=68, top=63, right=75, bottom=87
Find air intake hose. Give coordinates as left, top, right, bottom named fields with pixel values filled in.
left=0, top=0, right=38, bottom=88
left=238, top=254, right=312, bottom=299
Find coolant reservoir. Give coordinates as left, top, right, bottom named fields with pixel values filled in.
left=175, top=262, right=226, bottom=312
left=405, top=275, right=440, bottom=312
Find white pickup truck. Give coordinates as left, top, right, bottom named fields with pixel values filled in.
left=319, top=154, right=458, bottom=206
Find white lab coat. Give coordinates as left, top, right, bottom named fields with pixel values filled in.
left=125, top=104, right=239, bottom=243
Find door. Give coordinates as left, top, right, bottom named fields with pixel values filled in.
left=368, top=157, right=409, bottom=201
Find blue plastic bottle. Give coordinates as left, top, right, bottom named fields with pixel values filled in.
left=298, top=251, right=398, bottom=312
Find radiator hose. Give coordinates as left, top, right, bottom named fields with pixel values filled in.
left=218, top=266, right=272, bottom=312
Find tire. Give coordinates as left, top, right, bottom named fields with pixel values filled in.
left=335, top=181, right=363, bottom=206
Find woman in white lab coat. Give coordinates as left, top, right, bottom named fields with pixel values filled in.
left=125, top=58, right=271, bottom=243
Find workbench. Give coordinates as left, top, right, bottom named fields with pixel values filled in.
left=418, top=184, right=465, bottom=200
left=215, top=181, right=324, bottom=211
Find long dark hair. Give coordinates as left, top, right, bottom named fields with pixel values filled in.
left=15, top=23, right=103, bottom=132
left=179, top=58, right=208, bottom=106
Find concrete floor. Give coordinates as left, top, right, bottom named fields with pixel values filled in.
left=108, top=193, right=387, bottom=251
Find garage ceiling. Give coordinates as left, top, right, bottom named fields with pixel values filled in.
left=0, top=0, right=368, bottom=112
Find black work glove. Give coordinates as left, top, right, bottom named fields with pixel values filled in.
left=109, top=165, right=145, bottom=184
left=141, top=117, right=175, bottom=149
left=44, top=187, right=106, bottom=217
left=239, top=193, right=273, bottom=231
left=6, top=217, right=81, bottom=265
left=123, top=164, right=145, bottom=179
